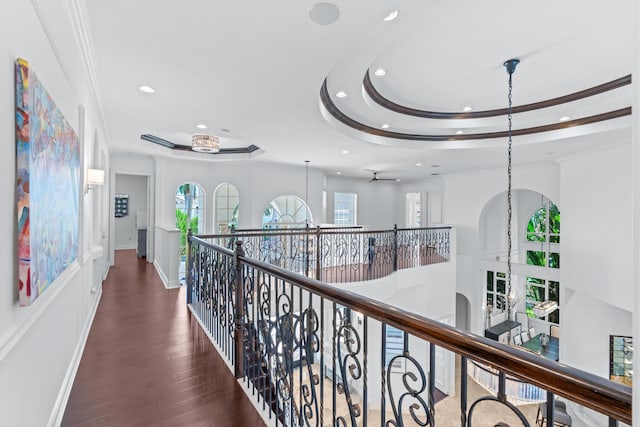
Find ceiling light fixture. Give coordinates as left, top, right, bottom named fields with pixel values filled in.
left=374, top=68, right=387, bottom=76
left=381, top=123, right=390, bottom=129
left=192, top=134, right=220, bottom=153
left=337, top=171, right=342, bottom=175
left=462, top=106, right=473, bottom=112
left=558, top=116, right=571, bottom=122
left=138, top=85, right=155, bottom=93
left=416, top=163, right=422, bottom=166
left=336, top=91, right=347, bottom=98
left=383, top=10, right=399, bottom=21
left=196, top=124, right=208, bottom=129
left=504, top=58, right=519, bottom=337
left=455, top=130, right=464, bottom=135
left=341, top=149, right=349, bottom=154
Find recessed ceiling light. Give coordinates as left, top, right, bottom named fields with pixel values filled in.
left=381, top=123, right=390, bottom=129
left=336, top=91, right=347, bottom=98
left=559, top=116, right=571, bottom=122
left=336, top=171, right=342, bottom=175
left=395, top=179, right=401, bottom=182
left=383, top=10, right=399, bottom=21
left=430, top=164, right=440, bottom=168
left=416, top=163, right=422, bottom=166
left=138, top=85, right=155, bottom=93
left=374, top=68, right=387, bottom=77
left=341, top=150, right=349, bottom=154
left=462, top=106, right=473, bottom=112
left=455, top=130, right=464, bottom=135
left=431, top=173, right=439, bottom=176
left=196, top=124, right=207, bottom=129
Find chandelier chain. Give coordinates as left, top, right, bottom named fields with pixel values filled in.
left=507, top=67, right=514, bottom=319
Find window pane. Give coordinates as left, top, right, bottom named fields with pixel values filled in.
left=548, top=309, right=559, bottom=324
left=526, top=250, right=546, bottom=266
left=496, top=295, right=506, bottom=311
left=549, top=281, right=559, bottom=303
left=487, top=293, right=494, bottom=307
left=527, top=207, right=547, bottom=234
left=526, top=285, right=544, bottom=302
left=497, top=272, right=506, bottom=278
left=496, top=279, right=506, bottom=294
left=549, top=234, right=560, bottom=243
left=549, top=203, right=560, bottom=234
left=486, top=271, right=494, bottom=291
left=527, top=232, right=546, bottom=242
left=526, top=277, right=544, bottom=285
left=334, top=192, right=356, bottom=225
left=549, top=252, right=560, bottom=269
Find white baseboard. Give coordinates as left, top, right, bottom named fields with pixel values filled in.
left=48, top=287, right=103, bottom=427
left=153, top=260, right=180, bottom=289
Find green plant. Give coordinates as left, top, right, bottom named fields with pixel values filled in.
left=176, top=208, right=199, bottom=256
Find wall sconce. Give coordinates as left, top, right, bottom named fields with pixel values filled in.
left=85, top=168, right=105, bottom=194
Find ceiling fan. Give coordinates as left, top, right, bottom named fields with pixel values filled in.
left=368, top=171, right=398, bottom=183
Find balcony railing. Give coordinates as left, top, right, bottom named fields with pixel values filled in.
left=195, top=225, right=450, bottom=284
left=187, top=233, right=631, bottom=426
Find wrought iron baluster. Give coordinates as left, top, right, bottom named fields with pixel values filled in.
left=335, top=310, right=363, bottom=427
left=385, top=333, right=433, bottom=427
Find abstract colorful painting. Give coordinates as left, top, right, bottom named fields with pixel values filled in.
left=16, top=58, right=80, bottom=306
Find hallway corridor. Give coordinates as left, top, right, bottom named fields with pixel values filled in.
left=62, top=250, right=265, bottom=427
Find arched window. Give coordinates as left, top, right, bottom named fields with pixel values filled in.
left=524, top=200, right=560, bottom=324
left=262, top=195, right=312, bottom=229
left=176, top=183, right=205, bottom=256
left=215, top=183, right=239, bottom=233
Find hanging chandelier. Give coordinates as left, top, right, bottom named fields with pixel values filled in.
left=504, top=58, right=519, bottom=327
left=192, top=134, right=220, bottom=153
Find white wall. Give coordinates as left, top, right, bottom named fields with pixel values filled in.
left=561, top=141, right=633, bottom=312
left=0, top=0, right=109, bottom=425
left=559, top=140, right=633, bottom=409
left=114, top=174, right=148, bottom=250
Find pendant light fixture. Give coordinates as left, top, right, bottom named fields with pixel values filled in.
left=504, top=58, right=519, bottom=333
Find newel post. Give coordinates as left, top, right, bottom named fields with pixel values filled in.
left=393, top=224, right=398, bottom=271
left=234, top=240, right=245, bottom=379
left=186, top=228, right=193, bottom=304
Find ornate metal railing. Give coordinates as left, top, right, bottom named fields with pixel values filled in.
left=187, top=235, right=631, bottom=427
left=467, top=360, right=546, bottom=406
left=196, top=225, right=450, bottom=284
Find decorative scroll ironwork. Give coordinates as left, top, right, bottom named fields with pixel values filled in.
left=467, top=396, right=531, bottom=427
left=385, top=353, right=434, bottom=427
left=335, top=310, right=363, bottom=427
left=297, top=306, right=321, bottom=427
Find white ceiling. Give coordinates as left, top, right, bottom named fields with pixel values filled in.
left=84, top=0, right=633, bottom=180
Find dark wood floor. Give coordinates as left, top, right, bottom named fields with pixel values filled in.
left=62, top=250, right=266, bottom=427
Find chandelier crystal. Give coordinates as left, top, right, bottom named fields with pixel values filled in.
left=192, top=134, right=220, bottom=153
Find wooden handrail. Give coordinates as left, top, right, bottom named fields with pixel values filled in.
left=189, top=235, right=631, bottom=424
left=236, top=252, right=631, bottom=424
